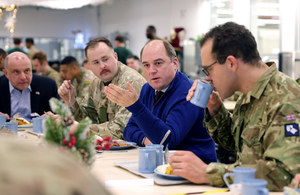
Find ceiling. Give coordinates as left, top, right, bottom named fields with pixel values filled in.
left=0, top=0, right=109, bottom=10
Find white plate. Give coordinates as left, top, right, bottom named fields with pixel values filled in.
left=18, top=124, right=33, bottom=128
left=154, top=164, right=186, bottom=180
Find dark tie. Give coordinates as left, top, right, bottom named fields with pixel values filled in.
left=154, top=91, right=164, bottom=105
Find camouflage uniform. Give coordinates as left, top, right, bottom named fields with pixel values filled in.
left=40, top=66, right=62, bottom=87
left=296, top=77, right=300, bottom=85
left=72, top=62, right=146, bottom=139
left=72, top=67, right=97, bottom=105
left=204, top=63, right=300, bottom=191
left=0, top=137, right=110, bottom=195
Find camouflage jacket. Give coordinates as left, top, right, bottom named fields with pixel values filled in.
left=72, top=62, right=146, bottom=139
left=41, top=66, right=62, bottom=87
left=72, top=68, right=97, bottom=105
left=204, top=63, right=300, bottom=191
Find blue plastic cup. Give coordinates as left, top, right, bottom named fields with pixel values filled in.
left=0, top=115, right=6, bottom=127
left=138, top=147, right=156, bottom=173
left=223, top=167, right=256, bottom=187
left=146, top=144, right=163, bottom=166
left=242, top=179, right=269, bottom=195
left=4, top=122, right=18, bottom=134
left=190, top=81, right=214, bottom=108
left=33, top=116, right=46, bottom=133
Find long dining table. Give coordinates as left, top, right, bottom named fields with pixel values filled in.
left=18, top=129, right=283, bottom=195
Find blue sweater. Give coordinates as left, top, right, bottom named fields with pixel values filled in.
left=124, top=72, right=217, bottom=164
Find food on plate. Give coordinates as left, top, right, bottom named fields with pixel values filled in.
left=111, top=142, right=131, bottom=147
left=15, top=117, right=31, bottom=125
left=165, top=165, right=174, bottom=175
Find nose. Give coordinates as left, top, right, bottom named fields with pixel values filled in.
left=20, top=72, right=26, bottom=80
left=149, top=65, right=157, bottom=74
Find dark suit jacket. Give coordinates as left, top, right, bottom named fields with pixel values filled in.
left=0, top=74, right=59, bottom=117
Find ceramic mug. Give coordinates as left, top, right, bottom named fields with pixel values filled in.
left=242, top=179, right=269, bottom=195
left=4, top=121, right=18, bottom=134
left=146, top=144, right=163, bottom=166
left=138, top=147, right=156, bottom=173
left=33, top=116, right=46, bottom=133
left=190, top=81, right=214, bottom=108
left=223, top=167, right=256, bottom=187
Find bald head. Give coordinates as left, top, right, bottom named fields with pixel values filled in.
left=3, top=52, right=32, bottom=90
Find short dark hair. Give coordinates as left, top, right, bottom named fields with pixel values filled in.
left=25, top=38, right=34, bottom=44
left=115, top=35, right=125, bottom=43
left=140, top=39, right=176, bottom=62
left=13, top=38, right=21, bottom=45
left=61, top=56, right=79, bottom=67
left=0, top=48, right=7, bottom=58
left=200, top=22, right=261, bottom=65
left=147, top=25, right=156, bottom=32
left=85, top=37, right=114, bottom=57
left=32, top=51, right=47, bottom=64
left=126, top=54, right=139, bottom=61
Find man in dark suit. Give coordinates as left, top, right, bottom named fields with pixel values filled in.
left=0, top=52, right=59, bottom=122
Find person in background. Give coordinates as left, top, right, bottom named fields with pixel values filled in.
left=290, top=174, right=300, bottom=188
left=58, top=37, right=146, bottom=139
left=0, top=137, right=111, bottom=195
left=114, top=35, right=132, bottom=65
left=59, top=56, right=97, bottom=106
left=25, top=38, right=39, bottom=60
left=126, top=55, right=143, bottom=76
left=7, top=38, right=27, bottom=55
left=0, top=48, right=7, bottom=77
left=0, top=52, right=59, bottom=122
left=146, top=25, right=161, bottom=41
left=104, top=39, right=217, bottom=163
left=32, top=51, right=62, bottom=87
left=82, top=58, right=92, bottom=70
left=169, top=22, right=300, bottom=191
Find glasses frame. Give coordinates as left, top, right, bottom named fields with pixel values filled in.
left=201, top=60, right=218, bottom=76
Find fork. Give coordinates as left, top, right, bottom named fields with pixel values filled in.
left=164, top=143, right=169, bottom=164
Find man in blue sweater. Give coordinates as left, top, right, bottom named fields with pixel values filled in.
left=104, top=40, right=216, bottom=164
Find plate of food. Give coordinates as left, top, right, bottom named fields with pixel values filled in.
left=154, top=164, right=186, bottom=180
left=109, top=141, right=137, bottom=150
left=14, top=117, right=33, bottom=128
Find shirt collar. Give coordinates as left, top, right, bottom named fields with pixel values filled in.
left=241, top=62, right=277, bottom=104
left=9, top=81, right=31, bottom=93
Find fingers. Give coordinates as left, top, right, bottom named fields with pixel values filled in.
left=186, top=80, right=199, bottom=101
left=0, top=112, right=10, bottom=120
left=58, top=80, right=73, bottom=99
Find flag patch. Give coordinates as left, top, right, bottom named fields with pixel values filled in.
left=285, top=123, right=299, bottom=137
left=286, top=114, right=296, bottom=121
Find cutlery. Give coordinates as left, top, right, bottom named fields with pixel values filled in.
left=160, top=129, right=171, bottom=145
left=164, top=143, right=169, bottom=164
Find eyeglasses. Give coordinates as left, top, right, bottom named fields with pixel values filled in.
left=201, top=60, right=218, bottom=76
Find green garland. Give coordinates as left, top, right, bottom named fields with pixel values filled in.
left=43, top=98, right=95, bottom=165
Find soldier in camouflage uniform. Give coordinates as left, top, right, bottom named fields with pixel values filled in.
left=59, top=56, right=97, bottom=105
left=32, top=51, right=62, bottom=87
left=58, top=37, right=146, bottom=139
left=169, top=22, right=300, bottom=191
left=0, top=137, right=111, bottom=195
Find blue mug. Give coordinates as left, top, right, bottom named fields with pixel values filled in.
left=190, top=81, right=214, bottom=108
left=146, top=144, right=163, bottom=167
left=138, top=147, right=156, bottom=173
left=242, top=179, right=269, bottom=195
left=223, top=167, right=256, bottom=187
left=0, top=115, right=6, bottom=127
left=33, top=116, right=45, bottom=133
left=4, top=122, right=18, bottom=134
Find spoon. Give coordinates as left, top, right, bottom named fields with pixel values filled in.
left=160, top=129, right=171, bottom=146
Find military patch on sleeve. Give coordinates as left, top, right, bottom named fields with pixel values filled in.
left=286, top=114, right=296, bottom=121
left=285, top=123, right=299, bottom=136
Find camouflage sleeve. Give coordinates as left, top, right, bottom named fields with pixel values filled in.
left=71, top=86, right=100, bottom=123
left=206, top=162, right=237, bottom=187
left=204, top=104, right=235, bottom=151
left=89, top=106, right=132, bottom=139
left=88, top=76, right=146, bottom=140
left=254, top=103, right=300, bottom=191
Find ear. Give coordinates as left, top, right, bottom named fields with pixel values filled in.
left=114, top=52, right=118, bottom=61
left=226, top=55, right=238, bottom=72
left=172, top=57, right=179, bottom=71
left=3, top=68, right=8, bottom=78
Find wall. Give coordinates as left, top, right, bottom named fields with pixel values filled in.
left=99, top=0, right=210, bottom=55
left=0, top=6, right=100, bottom=41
